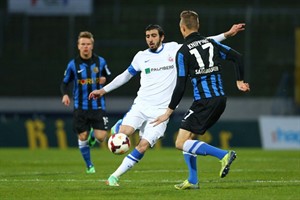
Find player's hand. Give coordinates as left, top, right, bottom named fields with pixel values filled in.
left=99, top=77, right=107, bottom=84
left=224, top=23, right=245, bottom=38
left=89, top=89, right=106, bottom=100
left=62, top=95, right=71, bottom=106
left=236, top=80, right=250, bottom=92
left=151, top=108, right=174, bottom=127
left=151, top=114, right=170, bottom=127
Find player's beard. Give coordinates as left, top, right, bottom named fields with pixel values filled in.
left=149, top=41, right=162, bottom=52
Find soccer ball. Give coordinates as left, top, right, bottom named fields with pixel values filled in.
left=108, top=133, right=131, bottom=155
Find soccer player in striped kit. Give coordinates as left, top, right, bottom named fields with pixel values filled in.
left=89, top=23, right=245, bottom=186
left=61, top=31, right=111, bottom=174
left=152, top=10, right=250, bottom=190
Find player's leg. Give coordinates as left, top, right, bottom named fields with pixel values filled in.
left=174, top=130, right=200, bottom=190
left=107, top=138, right=148, bottom=186
left=88, top=110, right=109, bottom=147
left=74, top=110, right=95, bottom=173
left=183, top=152, right=198, bottom=182
left=181, top=133, right=198, bottom=186
left=87, top=128, right=96, bottom=147
left=109, top=114, right=167, bottom=185
left=182, top=139, right=236, bottom=177
left=180, top=97, right=236, bottom=178
left=174, top=152, right=199, bottom=190
left=78, top=131, right=95, bottom=173
left=106, top=107, right=166, bottom=186
left=106, top=124, right=137, bottom=186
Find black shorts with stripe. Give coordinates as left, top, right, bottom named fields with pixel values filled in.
left=73, top=109, right=109, bottom=134
left=180, top=96, right=227, bottom=135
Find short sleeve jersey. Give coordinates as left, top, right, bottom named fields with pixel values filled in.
left=63, top=54, right=111, bottom=110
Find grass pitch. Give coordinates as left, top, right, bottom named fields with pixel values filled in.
left=0, top=148, right=299, bottom=200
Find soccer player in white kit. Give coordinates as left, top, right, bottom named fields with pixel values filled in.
left=89, top=23, right=245, bottom=186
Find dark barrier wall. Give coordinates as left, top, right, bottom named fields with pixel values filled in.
left=0, top=1, right=298, bottom=98
left=0, top=113, right=261, bottom=149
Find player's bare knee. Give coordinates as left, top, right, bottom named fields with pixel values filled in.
left=119, top=125, right=135, bottom=136
left=96, top=135, right=107, bottom=142
left=175, top=140, right=184, bottom=150
left=78, top=131, right=88, bottom=141
left=94, top=130, right=107, bottom=142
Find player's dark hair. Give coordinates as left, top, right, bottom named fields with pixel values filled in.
left=145, top=24, right=165, bottom=37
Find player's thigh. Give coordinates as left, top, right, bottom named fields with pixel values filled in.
left=175, top=129, right=193, bottom=149
left=122, top=106, right=145, bottom=130
left=89, top=110, right=109, bottom=131
left=181, top=97, right=226, bottom=135
left=193, top=97, right=226, bottom=132
left=141, top=119, right=168, bottom=147
left=93, top=129, right=107, bottom=142
left=73, top=109, right=89, bottom=134
left=119, top=125, right=135, bottom=136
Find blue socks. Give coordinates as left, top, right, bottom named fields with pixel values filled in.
left=183, top=152, right=198, bottom=184
left=127, top=148, right=144, bottom=162
left=183, top=140, right=227, bottom=160
left=78, top=140, right=93, bottom=168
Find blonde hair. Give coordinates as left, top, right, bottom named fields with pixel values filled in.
left=180, top=10, right=199, bottom=30
left=78, top=31, right=94, bottom=44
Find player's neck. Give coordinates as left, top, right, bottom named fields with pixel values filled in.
left=184, top=30, right=197, bottom=39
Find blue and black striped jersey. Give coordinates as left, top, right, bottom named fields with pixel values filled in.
left=169, top=32, right=244, bottom=110
left=62, top=54, right=111, bottom=110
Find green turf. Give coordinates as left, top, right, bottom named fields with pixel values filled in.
left=0, top=148, right=299, bottom=200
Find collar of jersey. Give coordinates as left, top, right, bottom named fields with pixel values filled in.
left=148, top=43, right=164, bottom=54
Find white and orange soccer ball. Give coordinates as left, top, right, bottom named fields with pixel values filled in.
left=107, top=133, right=131, bottom=155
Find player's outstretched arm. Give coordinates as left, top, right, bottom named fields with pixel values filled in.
left=89, top=89, right=107, bottom=100
left=224, top=23, right=245, bottom=38
left=236, top=80, right=250, bottom=92
left=207, top=23, right=245, bottom=42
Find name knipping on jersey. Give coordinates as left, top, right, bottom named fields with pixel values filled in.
left=195, top=66, right=219, bottom=75
left=145, top=65, right=174, bottom=74
left=187, top=39, right=209, bottom=49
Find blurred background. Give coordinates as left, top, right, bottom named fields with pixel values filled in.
left=0, top=0, right=299, bottom=149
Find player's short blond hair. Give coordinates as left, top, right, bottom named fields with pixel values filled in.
left=180, top=10, right=199, bottom=30
left=78, top=31, right=94, bottom=44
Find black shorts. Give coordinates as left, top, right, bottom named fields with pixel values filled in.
left=180, top=96, right=227, bottom=135
left=73, top=109, right=109, bottom=134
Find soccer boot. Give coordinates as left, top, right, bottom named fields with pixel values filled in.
left=220, top=150, right=237, bottom=178
left=174, top=180, right=199, bottom=190
left=106, top=175, right=119, bottom=186
left=88, top=128, right=97, bottom=147
left=111, top=119, right=123, bottom=135
left=86, top=165, right=96, bottom=174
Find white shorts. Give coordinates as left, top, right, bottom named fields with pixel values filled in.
left=122, top=103, right=169, bottom=147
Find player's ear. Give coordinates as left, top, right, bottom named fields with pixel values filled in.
left=161, top=35, right=165, bottom=42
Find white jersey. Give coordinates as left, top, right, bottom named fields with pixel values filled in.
left=128, top=42, right=181, bottom=107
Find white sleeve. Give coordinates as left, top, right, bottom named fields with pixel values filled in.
left=103, top=70, right=133, bottom=93
left=207, top=33, right=226, bottom=42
